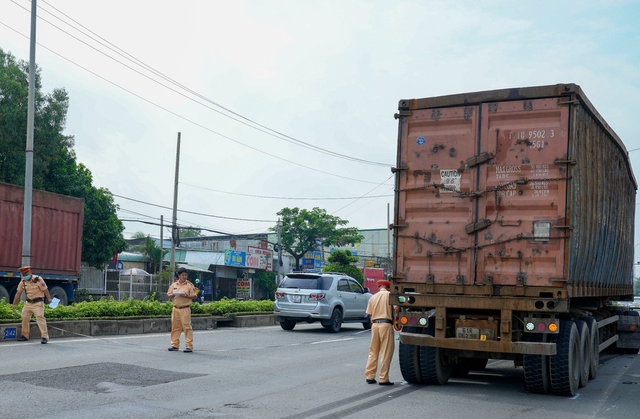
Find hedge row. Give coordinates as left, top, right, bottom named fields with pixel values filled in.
left=0, top=297, right=274, bottom=322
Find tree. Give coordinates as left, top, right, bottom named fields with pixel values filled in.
left=272, top=207, right=364, bottom=271
left=0, top=48, right=127, bottom=268
left=323, top=250, right=364, bottom=285
left=178, top=228, right=203, bottom=239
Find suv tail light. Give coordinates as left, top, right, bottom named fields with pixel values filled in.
left=275, top=292, right=285, bottom=299
left=309, top=293, right=325, bottom=301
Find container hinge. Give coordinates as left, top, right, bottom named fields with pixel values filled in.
left=391, top=165, right=409, bottom=173
left=554, top=225, right=574, bottom=230
left=389, top=275, right=405, bottom=282
left=554, top=159, right=577, bottom=165
left=466, top=152, right=495, bottom=168
left=394, top=110, right=412, bottom=119
left=550, top=277, right=569, bottom=283
left=465, top=219, right=492, bottom=234
left=558, top=100, right=580, bottom=106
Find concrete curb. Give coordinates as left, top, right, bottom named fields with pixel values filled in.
left=0, top=314, right=276, bottom=341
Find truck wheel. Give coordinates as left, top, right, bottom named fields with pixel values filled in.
left=48, top=286, right=68, bottom=306
left=398, top=326, right=424, bottom=384
left=580, top=317, right=599, bottom=379
left=523, top=333, right=551, bottom=394
left=280, top=319, right=296, bottom=331
left=550, top=320, right=580, bottom=396
left=419, top=322, right=452, bottom=385
left=325, top=308, right=342, bottom=333
left=0, top=285, right=9, bottom=303
left=575, top=320, right=590, bottom=387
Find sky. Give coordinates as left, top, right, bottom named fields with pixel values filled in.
left=1, top=1, right=640, bottom=250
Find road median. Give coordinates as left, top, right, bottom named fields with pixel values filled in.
left=0, top=314, right=276, bottom=341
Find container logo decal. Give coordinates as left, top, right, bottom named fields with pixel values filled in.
left=417, top=137, right=426, bottom=145
left=440, top=169, right=461, bottom=193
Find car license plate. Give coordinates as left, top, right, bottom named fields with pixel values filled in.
left=456, top=327, right=479, bottom=339
left=292, top=295, right=301, bottom=303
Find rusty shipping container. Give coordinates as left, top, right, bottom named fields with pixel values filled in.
left=0, top=182, right=84, bottom=304
left=391, top=84, right=638, bottom=396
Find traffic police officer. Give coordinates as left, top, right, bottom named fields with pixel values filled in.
left=12, top=266, right=52, bottom=344
left=364, top=278, right=398, bottom=385
left=167, top=267, right=197, bottom=352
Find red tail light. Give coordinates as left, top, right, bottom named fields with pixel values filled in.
left=275, top=292, right=285, bottom=299
left=309, top=293, right=325, bottom=301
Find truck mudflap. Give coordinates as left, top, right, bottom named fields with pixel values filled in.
left=399, top=330, right=557, bottom=355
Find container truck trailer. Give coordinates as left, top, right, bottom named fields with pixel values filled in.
left=0, top=182, right=84, bottom=305
left=391, top=83, right=640, bottom=396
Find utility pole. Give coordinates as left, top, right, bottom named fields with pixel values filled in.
left=387, top=203, right=391, bottom=278
left=159, top=215, right=164, bottom=274
left=170, top=133, right=181, bottom=275
left=21, top=0, right=38, bottom=268
left=276, top=218, right=283, bottom=284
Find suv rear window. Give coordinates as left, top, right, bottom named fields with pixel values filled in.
left=280, top=275, right=333, bottom=290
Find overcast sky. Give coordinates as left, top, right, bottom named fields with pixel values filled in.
left=2, top=1, right=640, bottom=249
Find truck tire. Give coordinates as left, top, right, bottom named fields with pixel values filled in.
left=325, top=308, right=342, bottom=333
left=419, top=322, right=452, bottom=385
left=550, top=320, right=580, bottom=396
left=523, top=333, right=551, bottom=394
left=280, top=319, right=296, bottom=331
left=0, top=285, right=9, bottom=303
left=580, top=317, right=599, bottom=379
left=575, top=320, right=590, bottom=387
left=398, top=326, right=424, bottom=384
left=48, top=286, right=68, bottom=306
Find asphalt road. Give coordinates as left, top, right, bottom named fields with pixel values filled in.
left=1, top=322, right=639, bottom=418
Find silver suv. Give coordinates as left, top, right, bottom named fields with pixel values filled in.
left=274, top=272, right=372, bottom=333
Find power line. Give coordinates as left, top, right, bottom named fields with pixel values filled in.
left=16, top=0, right=392, bottom=168
left=180, top=182, right=393, bottom=200
left=113, top=194, right=276, bottom=223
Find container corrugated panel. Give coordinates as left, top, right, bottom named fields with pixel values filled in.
left=393, top=84, right=636, bottom=298
left=0, top=182, right=84, bottom=276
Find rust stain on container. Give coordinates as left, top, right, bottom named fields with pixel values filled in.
left=393, top=84, right=636, bottom=299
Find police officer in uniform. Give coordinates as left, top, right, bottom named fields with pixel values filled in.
left=11, top=266, right=52, bottom=344
left=364, top=278, right=398, bottom=385
left=167, top=267, right=197, bottom=352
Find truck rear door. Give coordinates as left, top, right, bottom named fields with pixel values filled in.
left=395, top=98, right=569, bottom=288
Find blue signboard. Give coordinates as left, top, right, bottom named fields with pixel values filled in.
left=224, top=250, right=246, bottom=266
left=4, top=328, right=16, bottom=339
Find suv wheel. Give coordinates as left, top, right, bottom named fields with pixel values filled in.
left=280, top=319, right=296, bottom=331
left=362, top=315, right=372, bottom=330
left=325, top=308, right=343, bottom=333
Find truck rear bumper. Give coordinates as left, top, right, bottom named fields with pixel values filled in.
left=399, top=331, right=557, bottom=355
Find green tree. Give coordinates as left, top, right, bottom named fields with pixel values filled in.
left=254, top=270, right=277, bottom=300
left=323, top=250, right=364, bottom=285
left=0, top=48, right=127, bottom=268
left=272, top=207, right=364, bottom=271
left=178, top=228, right=203, bottom=238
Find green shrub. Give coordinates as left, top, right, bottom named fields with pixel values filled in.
left=0, top=297, right=274, bottom=322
